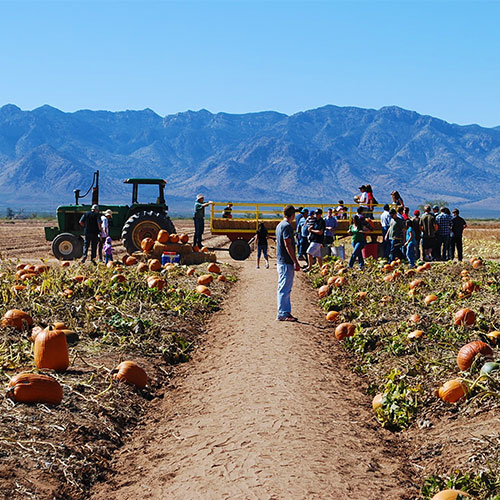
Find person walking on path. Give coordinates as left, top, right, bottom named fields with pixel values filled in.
left=79, top=204, right=102, bottom=264
left=305, top=209, right=326, bottom=272
left=276, top=205, right=301, bottom=322
left=412, top=210, right=422, bottom=261
left=193, top=194, right=213, bottom=249
left=450, top=208, right=467, bottom=261
left=420, top=204, right=438, bottom=261
left=323, top=208, right=338, bottom=253
left=403, top=219, right=417, bottom=268
left=97, top=209, right=113, bottom=262
left=436, top=207, right=453, bottom=260
left=348, top=215, right=370, bottom=269
left=387, top=208, right=405, bottom=262
left=380, top=204, right=391, bottom=259
left=256, top=222, right=270, bottom=269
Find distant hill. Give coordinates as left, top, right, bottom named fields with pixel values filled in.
left=1, top=103, right=500, bottom=217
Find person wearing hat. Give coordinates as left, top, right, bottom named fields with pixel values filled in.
left=296, top=208, right=309, bottom=259
left=193, top=194, right=213, bottom=249
left=79, top=204, right=102, bottom=263
left=354, top=185, right=369, bottom=211
left=97, top=209, right=113, bottom=262
left=304, top=208, right=326, bottom=271
left=420, top=204, right=438, bottom=261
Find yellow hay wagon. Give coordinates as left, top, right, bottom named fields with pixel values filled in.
left=210, top=202, right=386, bottom=260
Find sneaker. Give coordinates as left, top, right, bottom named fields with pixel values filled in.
left=80, top=257, right=86, bottom=264
left=256, top=265, right=260, bottom=269
left=277, top=315, right=298, bottom=322
left=265, top=262, right=269, bottom=269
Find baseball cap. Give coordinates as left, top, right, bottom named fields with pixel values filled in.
left=91, top=204, right=99, bottom=211
left=197, top=194, right=204, bottom=200
left=358, top=185, right=366, bottom=190
left=432, top=205, right=439, bottom=211
left=414, top=210, right=420, bottom=216
left=315, top=208, right=323, bottom=214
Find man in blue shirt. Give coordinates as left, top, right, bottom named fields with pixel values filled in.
left=193, top=194, right=213, bottom=248
left=436, top=207, right=453, bottom=261
left=323, top=208, right=338, bottom=246
left=296, top=208, right=308, bottom=260
left=276, top=204, right=301, bottom=322
left=380, top=204, right=391, bottom=259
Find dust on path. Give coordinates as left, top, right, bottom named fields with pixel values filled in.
left=91, top=258, right=414, bottom=500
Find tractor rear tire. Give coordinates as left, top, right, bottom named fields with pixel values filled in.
left=52, top=233, right=83, bottom=261
left=121, top=211, right=176, bottom=254
left=229, top=239, right=251, bottom=261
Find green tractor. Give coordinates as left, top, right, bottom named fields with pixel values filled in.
left=45, top=171, right=176, bottom=260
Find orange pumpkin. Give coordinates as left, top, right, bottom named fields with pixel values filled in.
left=7, top=372, right=63, bottom=405
left=193, top=245, right=200, bottom=252
left=137, top=262, right=148, bottom=272
left=186, top=267, right=195, bottom=276
left=424, top=294, right=438, bottom=305
left=431, top=490, right=471, bottom=500
left=34, top=327, right=69, bottom=372
left=179, top=233, right=189, bottom=244
left=197, top=274, right=213, bottom=286
left=357, top=291, right=368, bottom=299
left=326, top=311, right=340, bottom=322
left=318, top=285, right=330, bottom=298
left=408, top=330, right=424, bottom=339
left=201, top=247, right=209, bottom=253
left=372, top=393, right=384, bottom=411
left=169, top=233, right=180, bottom=244
left=147, top=277, right=165, bottom=290
left=217, top=275, right=227, bottom=282
left=457, top=340, right=494, bottom=371
left=125, top=256, right=137, bottom=266
left=157, top=230, right=169, bottom=244
left=409, top=313, right=421, bottom=323
left=61, top=261, right=71, bottom=267
left=335, top=323, right=356, bottom=341
left=462, top=281, right=479, bottom=294
left=111, top=274, right=126, bottom=283
left=149, top=259, right=162, bottom=272
left=141, top=237, right=154, bottom=253
left=207, top=263, right=221, bottom=274
left=382, top=264, right=393, bottom=273
left=1, top=309, right=33, bottom=331
left=196, top=285, right=211, bottom=296
left=72, top=275, right=86, bottom=283
left=334, top=276, right=346, bottom=288
left=472, top=258, right=483, bottom=269
left=454, top=308, right=476, bottom=327
left=410, top=279, right=424, bottom=289
left=113, top=361, right=148, bottom=389
left=327, top=276, right=337, bottom=286
left=438, top=379, right=467, bottom=403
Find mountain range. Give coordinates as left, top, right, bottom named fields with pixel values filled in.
left=0, top=103, right=499, bottom=217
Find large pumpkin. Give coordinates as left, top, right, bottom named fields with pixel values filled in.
left=454, top=308, right=476, bottom=327
left=438, top=379, right=467, bottom=403
left=335, top=323, right=356, bottom=341
left=197, top=274, right=213, bottom=286
left=431, top=489, right=471, bottom=500
left=147, top=277, right=165, bottom=290
left=113, top=361, right=148, bottom=389
left=157, top=230, right=170, bottom=244
left=326, top=311, right=340, bottom=322
left=457, top=340, right=494, bottom=371
left=125, top=256, right=137, bottom=266
left=34, top=327, right=69, bottom=372
left=169, top=233, right=180, bottom=244
left=424, top=294, right=438, bottom=305
left=179, top=233, right=189, bottom=244
left=7, top=372, right=63, bottom=405
left=318, top=285, right=330, bottom=298
left=1, top=309, right=33, bottom=331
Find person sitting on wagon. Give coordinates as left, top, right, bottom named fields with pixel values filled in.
left=336, top=200, right=348, bottom=220
left=222, top=202, right=233, bottom=218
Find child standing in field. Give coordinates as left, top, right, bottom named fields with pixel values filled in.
left=256, top=222, right=269, bottom=269
left=403, top=219, right=417, bottom=268
left=103, top=236, right=114, bottom=264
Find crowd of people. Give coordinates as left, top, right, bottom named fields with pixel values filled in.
left=79, top=204, right=114, bottom=264
left=273, top=188, right=468, bottom=322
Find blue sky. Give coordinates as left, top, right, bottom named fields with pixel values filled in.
left=1, top=0, right=499, bottom=127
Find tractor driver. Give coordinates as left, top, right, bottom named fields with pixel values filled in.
left=80, top=204, right=102, bottom=264
left=193, top=194, right=213, bottom=249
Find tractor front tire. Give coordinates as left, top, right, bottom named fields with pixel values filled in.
left=121, top=211, right=176, bottom=254
left=229, top=239, right=251, bottom=261
left=51, top=233, right=83, bottom=261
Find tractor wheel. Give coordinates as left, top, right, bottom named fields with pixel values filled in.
left=229, top=239, right=251, bottom=261
left=121, top=211, right=176, bottom=254
left=51, top=233, right=83, bottom=260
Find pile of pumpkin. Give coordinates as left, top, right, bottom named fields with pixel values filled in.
left=9, top=263, right=52, bottom=292
left=141, top=230, right=210, bottom=256
left=2, top=309, right=149, bottom=406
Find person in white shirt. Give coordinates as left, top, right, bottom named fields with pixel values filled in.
left=380, top=204, right=391, bottom=259
left=354, top=185, right=369, bottom=210
left=98, top=209, right=113, bottom=262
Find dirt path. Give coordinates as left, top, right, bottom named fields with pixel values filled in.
left=91, top=258, right=414, bottom=500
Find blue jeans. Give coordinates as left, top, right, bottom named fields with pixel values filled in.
left=104, top=253, right=113, bottom=264
left=349, top=241, right=365, bottom=269
left=389, top=240, right=405, bottom=262
left=381, top=227, right=390, bottom=259
left=193, top=217, right=204, bottom=248
left=297, top=235, right=308, bottom=257
left=406, top=243, right=416, bottom=267
left=257, top=244, right=268, bottom=259
left=277, top=263, right=295, bottom=319
left=439, top=234, right=451, bottom=260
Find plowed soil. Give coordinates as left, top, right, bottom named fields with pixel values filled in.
left=91, top=258, right=415, bottom=500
